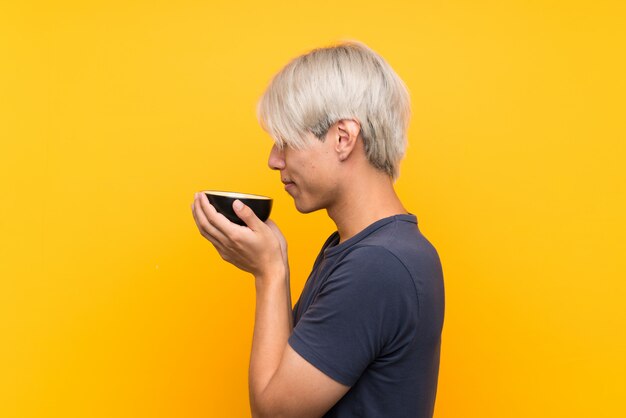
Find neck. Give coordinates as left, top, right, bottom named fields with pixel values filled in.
left=327, top=169, right=407, bottom=243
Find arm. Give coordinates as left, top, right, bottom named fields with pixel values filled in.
left=191, top=194, right=349, bottom=417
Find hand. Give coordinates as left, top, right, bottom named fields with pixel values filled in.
left=266, top=219, right=289, bottom=273
left=191, top=193, right=286, bottom=280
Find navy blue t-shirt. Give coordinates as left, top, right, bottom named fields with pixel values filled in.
left=289, top=214, right=445, bottom=417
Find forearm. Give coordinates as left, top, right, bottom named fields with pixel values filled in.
left=249, top=265, right=293, bottom=413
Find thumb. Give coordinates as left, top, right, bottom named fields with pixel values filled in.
left=232, top=199, right=262, bottom=230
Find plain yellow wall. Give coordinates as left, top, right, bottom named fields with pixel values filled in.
left=1, top=1, right=625, bottom=417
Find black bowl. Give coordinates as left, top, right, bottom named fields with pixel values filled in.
left=203, top=190, right=273, bottom=226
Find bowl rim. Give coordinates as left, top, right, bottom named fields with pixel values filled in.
left=202, top=190, right=272, bottom=200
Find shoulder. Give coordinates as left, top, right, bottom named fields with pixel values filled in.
left=327, top=244, right=417, bottom=301
left=342, top=244, right=410, bottom=275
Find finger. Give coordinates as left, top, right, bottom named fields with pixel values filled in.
left=265, top=219, right=288, bottom=256
left=191, top=200, right=232, bottom=254
left=196, top=192, right=245, bottom=238
left=193, top=194, right=229, bottom=244
left=265, top=219, right=280, bottom=231
left=191, top=198, right=219, bottom=244
left=265, top=220, right=285, bottom=243
left=232, top=199, right=263, bottom=231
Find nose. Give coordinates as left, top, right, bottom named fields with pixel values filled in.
left=268, top=143, right=286, bottom=171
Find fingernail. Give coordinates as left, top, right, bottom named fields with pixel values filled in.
left=194, top=192, right=198, bottom=199
left=233, top=199, right=243, bottom=211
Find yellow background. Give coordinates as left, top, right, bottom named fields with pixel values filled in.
left=2, top=1, right=625, bottom=417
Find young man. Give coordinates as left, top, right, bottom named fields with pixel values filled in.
left=191, top=41, right=445, bottom=418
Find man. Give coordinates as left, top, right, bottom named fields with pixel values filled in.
left=191, top=41, right=445, bottom=418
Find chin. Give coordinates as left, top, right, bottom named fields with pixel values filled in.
left=293, top=198, right=323, bottom=214
left=294, top=203, right=316, bottom=214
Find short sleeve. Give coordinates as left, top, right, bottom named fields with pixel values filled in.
left=288, top=245, right=419, bottom=386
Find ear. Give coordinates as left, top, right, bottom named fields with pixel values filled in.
left=334, top=119, right=361, bottom=162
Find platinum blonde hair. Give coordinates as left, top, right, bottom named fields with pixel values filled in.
left=257, top=40, right=411, bottom=179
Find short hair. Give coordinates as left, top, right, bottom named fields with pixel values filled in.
left=256, top=40, right=411, bottom=179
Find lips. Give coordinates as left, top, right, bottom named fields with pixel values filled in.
left=282, top=178, right=295, bottom=192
